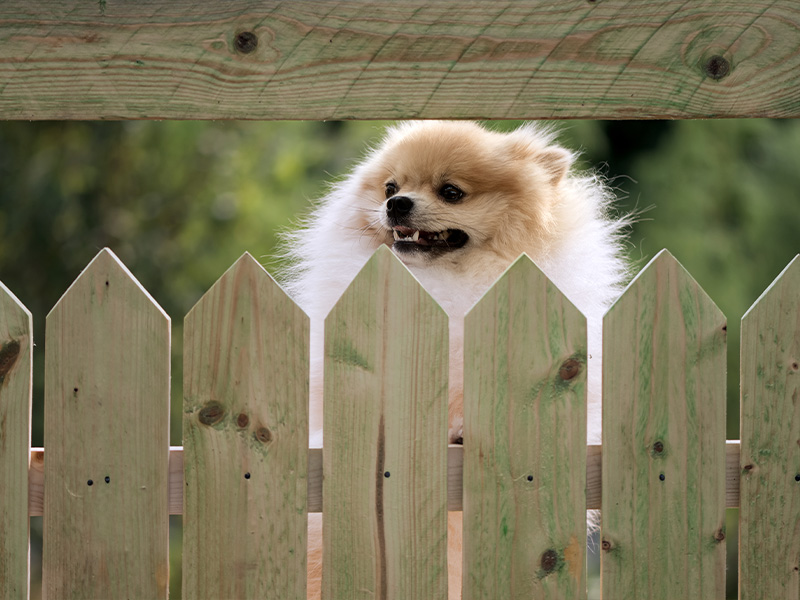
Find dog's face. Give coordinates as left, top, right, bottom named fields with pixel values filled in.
left=354, top=121, right=574, bottom=268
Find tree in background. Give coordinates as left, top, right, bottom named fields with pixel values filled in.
left=1, top=119, right=797, bottom=599
left=0, top=120, right=388, bottom=444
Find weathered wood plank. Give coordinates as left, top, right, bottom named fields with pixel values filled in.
left=602, top=250, right=727, bottom=600
left=42, top=248, right=170, bottom=598
left=0, top=282, right=32, bottom=599
left=739, top=255, right=800, bottom=600
left=463, top=256, right=587, bottom=600
left=323, top=246, right=448, bottom=600
left=28, top=440, right=745, bottom=516
left=1, top=1, right=797, bottom=120
left=183, top=252, right=309, bottom=599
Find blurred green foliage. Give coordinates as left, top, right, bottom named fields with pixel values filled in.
left=1, top=119, right=797, bottom=599
left=0, top=120, right=391, bottom=446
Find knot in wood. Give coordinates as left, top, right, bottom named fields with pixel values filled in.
left=704, top=55, right=730, bottom=80
left=715, top=529, right=725, bottom=542
left=652, top=440, right=664, bottom=455
left=558, top=359, right=580, bottom=381
left=540, top=549, right=559, bottom=573
left=0, top=339, right=21, bottom=381
left=236, top=413, right=250, bottom=428
left=234, top=31, right=258, bottom=54
left=255, top=427, right=272, bottom=444
left=601, top=539, right=612, bottom=552
left=198, top=402, right=225, bottom=426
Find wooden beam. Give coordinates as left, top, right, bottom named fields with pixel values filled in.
left=1, top=1, right=797, bottom=120
left=28, top=441, right=743, bottom=516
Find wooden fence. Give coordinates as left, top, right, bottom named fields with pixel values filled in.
left=2, top=2, right=800, bottom=599
left=1, top=246, right=798, bottom=599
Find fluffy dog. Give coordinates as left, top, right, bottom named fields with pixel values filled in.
left=280, top=121, right=629, bottom=599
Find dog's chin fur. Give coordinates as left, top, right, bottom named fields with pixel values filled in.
left=279, top=120, right=630, bottom=599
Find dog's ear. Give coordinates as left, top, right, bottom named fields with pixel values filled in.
left=534, top=146, right=573, bottom=186
left=505, top=128, right=574, bottom=185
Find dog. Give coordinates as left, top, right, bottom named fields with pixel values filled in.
left=279, top=120, right=629, bottom=599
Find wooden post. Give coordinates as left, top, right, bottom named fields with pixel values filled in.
left=463, top=255, right=588, bottom=599
left=740, top=255, right=800, bottom=600
left=323, top=246, right=449, bottom=599
left=43, top=249, right=170, bottom=598
left=183, top=253, right=309, bottom=599
left=0, top=282, right=32, bottom=599
left=602, top=250, right=727, bottom=599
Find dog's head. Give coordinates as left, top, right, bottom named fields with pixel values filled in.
left=353, top=121, right=577, bottom=267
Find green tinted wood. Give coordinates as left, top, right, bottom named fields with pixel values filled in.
left=323, top=246, right=448, bottom=600
left=0, top=282, right=32, bottom=599
left=1, top=1, right=798, bottom=120
left=463, top=256, right=587, bottom=600
left=183, top=253, right=309, bottom=599
left=602, top=250, right=726, bottom=599
left=43, top=249, right=170, bottom=598
left=739, top=255, right=800, bottom=600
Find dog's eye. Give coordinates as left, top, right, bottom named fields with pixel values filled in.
left=385, top=182, right=398, bottom=199
left=439, top=183, right=465, bottom=203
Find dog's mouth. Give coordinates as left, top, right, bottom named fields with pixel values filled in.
left=391, top=225, right=469, bottom=253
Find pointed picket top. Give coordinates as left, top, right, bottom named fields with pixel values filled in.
left=0, top=280, right=32, bottom=599
left=44, top=248, right=170, bottom=599
left=324, top=244, right=449, bottom=600
left=602, top=249, right=727, bottom=599
left=0, top=279, right=32, bottom=326
left=183, top=251, right=309, bottom=599
left=608, top=248, right=722, bottom=315
left=185, top=251, right=304, bottom=322
left=328, top=243, right=447, bottom=323
left=463, top=254, right=588, bottom=600
left=739, top=254, right=800, bottom=599
left=464, top=252, right=584, bottom=323
left=742, top=253, right=800, bottom=322
left=48, top=248, right=169, bottom=322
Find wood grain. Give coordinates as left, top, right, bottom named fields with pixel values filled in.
left=739, top=255, right=800, bottom=600
left=323, top=246, right=448, bottom=600
left=463, top=256, right=587, bottom=600
left=27, top=439, right=744, bottom=516
left=602, top=250, right=727, bottom=600
left=183, top=253, right=309, bottom=599
left=1, top=1, right=798, bottom=120
left=0, top=282, right=32, bottom=600
left=42, top=248, right=170, bottom=599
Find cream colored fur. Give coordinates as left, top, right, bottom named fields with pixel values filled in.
left=279, top=121, right=629, bottom=599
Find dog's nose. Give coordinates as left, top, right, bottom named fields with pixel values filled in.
left=386, top=196, right=413, bottom=219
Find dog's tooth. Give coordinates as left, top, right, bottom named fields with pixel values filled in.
left=393, top=230, right=400, bottom=241
left=440, top=230, right=450, bottom=240
left=412, top=230, right=420, bottom=242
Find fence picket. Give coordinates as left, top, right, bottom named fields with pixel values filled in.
left=322, top=246, right=448, bottom=599
left=182, top=252, right=309, bottom=599
left=602, top=250, right=726, bottom=599
left=0, top=282, right=32, bottom=599
left=42, top=248, right=170, bottom=598
left=463, top=256, right=587, bottom=599
left=739, top=254, right=800, bottom=600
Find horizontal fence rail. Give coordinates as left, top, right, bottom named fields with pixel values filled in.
left=1, top=1, right=799, bottom=120
left=1, top=247, right=798, bottom=599
left=25, top=441, right=745, bottom=516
